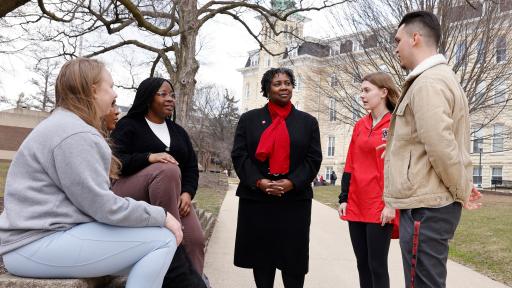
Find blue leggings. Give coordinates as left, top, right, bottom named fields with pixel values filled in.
left=3, top=222, right=177, bottom=288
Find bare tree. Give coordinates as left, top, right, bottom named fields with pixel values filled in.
left=0, top=0, right=347, bottom=126
left=188, top=84, right=239, bottom=171
left=28, top=59, right=59, bottom=111
left=305, top=0, right=512, bottom=131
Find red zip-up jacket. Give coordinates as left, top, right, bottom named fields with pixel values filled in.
left=342, top=113, right=390, bottom=223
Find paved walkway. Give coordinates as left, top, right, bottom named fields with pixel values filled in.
left=204, top=184, right=510, bottom=288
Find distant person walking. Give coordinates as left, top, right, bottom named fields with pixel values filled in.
left=384, top=11, right=482, bottom=288
left=338, top=72, right=400, bottom=288
left=231, top=67, right=322, bottom=288
left=330, top=171, right=337, bottom=186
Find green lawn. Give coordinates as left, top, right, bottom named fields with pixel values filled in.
left=194, top=172, right=229, bottom=218
left=0, top=161, right=9, bottom=197
left=313, top=185, right=512, bottom=286
left=449, top=193, right=512, bottom=286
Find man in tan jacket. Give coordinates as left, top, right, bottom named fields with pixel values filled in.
left=383, top=11, right=482, bottom=288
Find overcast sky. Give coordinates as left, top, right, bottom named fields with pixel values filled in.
left=0, top=7, right=338, bottom=108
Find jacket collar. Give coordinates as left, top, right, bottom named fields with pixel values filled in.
left=405, top=54, right=447, bottom=81
left=363, top=112, right=391, bottom=130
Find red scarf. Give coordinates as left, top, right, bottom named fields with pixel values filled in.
left=255, top=101, right=292, bottom=174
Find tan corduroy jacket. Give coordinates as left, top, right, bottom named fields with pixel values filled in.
left=384, top=55, right=473, bottom=209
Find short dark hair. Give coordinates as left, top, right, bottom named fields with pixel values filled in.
left=398, top=11, right=441, bottom=47
left=260, top=67, right=295, bottom=98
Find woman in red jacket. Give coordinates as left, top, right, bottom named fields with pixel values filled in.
left=338, top=72, right=400, bottom=288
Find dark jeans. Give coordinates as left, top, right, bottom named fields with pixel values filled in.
left=253, top=267, right=305, bottom=288
left=399, top=202, right=462, bottom=288
left=348, top=221, right=393, bottom=288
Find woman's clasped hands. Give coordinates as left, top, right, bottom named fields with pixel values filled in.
left=257, top=179, right=294, bottom=196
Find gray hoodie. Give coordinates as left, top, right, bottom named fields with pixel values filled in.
left=0, top=108, right=166, bottom=255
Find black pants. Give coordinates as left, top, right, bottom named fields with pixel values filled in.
left=253, top=267, right=305, bottom=288
left=348, top=221, right=393, bottom=288
left=400, top=202, right=462, bottom=288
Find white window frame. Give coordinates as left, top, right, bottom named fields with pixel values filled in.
left=475, top=40, right=484, bottom=65
left=476, top=80, right=486, bottom=104
left=494, top=78, right=507, bottom=104
left=455, top=42, right=467, bottom=65
left=496, top=37, right=507, bottom=63
left=245, top=83, right=250, bottom=98
left=327, top=136, right=335, bottom=157
left=473, top=166, right=482, bottom=186
left=491, top=166, right=503, bottom=186
left=472, top=124, right=484, bottom=153
left=325, top=166, right=333, bottom=181
left=329, top=98, right=337, bottom=122
left=492, top=123, right=504, bottom=152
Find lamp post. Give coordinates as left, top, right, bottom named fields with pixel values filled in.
left=478, top=147, right=483, bottom=188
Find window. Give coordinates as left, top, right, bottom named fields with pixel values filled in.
left=492, top=123, right=504, bottom=152
left=352, top=95, right=360, bottom=121
left=325, top=166, right=333, bottom=181
left=267, top=57, right=271, bottom=67
left=329, top=98, right=337, bottom=122
left=472, top=124, right=484, bottom=153
left=494, top=78, right=507, bottom=104
left=330, top=46, right=340, bottom=56
left=496, top=37, right=506, bottom=63
left=475, top=80, right=486, bottom=105
left=473, top=166, right=482, bottom=186
left=250, top=54, right=259, bottom=66
left=492, top=166, right=503, bottom=184
left=455, top=42, right=467, bottom=65
left=475, top=40, right=484, bottom=65
left=245, top=83, right=250, bottom=98
left=327, top=136, right=335, bottom=157
left=353, top=40, right=362, bottom=51
left=288, top=47, right=298, bottom=57
left=330, top=74, right=339, bottom=87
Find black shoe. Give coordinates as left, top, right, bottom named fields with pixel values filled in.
left=162, top=245, right=207, bottom=288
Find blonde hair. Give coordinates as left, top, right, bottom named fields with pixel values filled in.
left=362, top=72, right=401, bottom=112
left=55, top=58, right=104, bottom=130
left=55, top=58, right=121, bottom=178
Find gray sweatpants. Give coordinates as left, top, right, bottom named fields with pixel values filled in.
left=3, top=222, right=177, bottom=288
left=399, top=202, right=462, bottom=288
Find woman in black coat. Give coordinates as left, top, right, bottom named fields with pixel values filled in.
left=231, top=68, right=322, bottom=288
left=110, top=77, right=205, bottom=276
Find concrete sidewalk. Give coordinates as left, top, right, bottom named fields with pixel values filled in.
left=204, top=184, right=510, bottom=288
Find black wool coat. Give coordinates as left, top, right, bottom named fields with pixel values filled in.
left=111, top=116, right=199, bottom=198
left=231, top=105, right=322, bottom=201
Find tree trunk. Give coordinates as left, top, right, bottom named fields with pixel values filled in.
left=0, top=0, right=30, bottom=17
left=175, top=2, right=199, bottom=127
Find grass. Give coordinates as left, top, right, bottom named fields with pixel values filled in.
left=194, top=172, right=229, bottom=218
left=313, top=185, right=512, bottom=286
left=0, top=161, right=10, bottom=198
left=313, top=185, right=340, bottom=210
left=449, top=193, right=512, bottom=286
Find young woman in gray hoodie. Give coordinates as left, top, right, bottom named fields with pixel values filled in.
left=0, top=58, right=183, bottom=288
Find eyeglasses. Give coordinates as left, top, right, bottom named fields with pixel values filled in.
left=155, top=91, right=177, bottom=99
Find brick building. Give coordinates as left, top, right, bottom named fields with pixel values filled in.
left=0, top=108, right=49, bottom=160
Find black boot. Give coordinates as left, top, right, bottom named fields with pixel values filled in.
left=162, top=245, right=207, bottom=288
